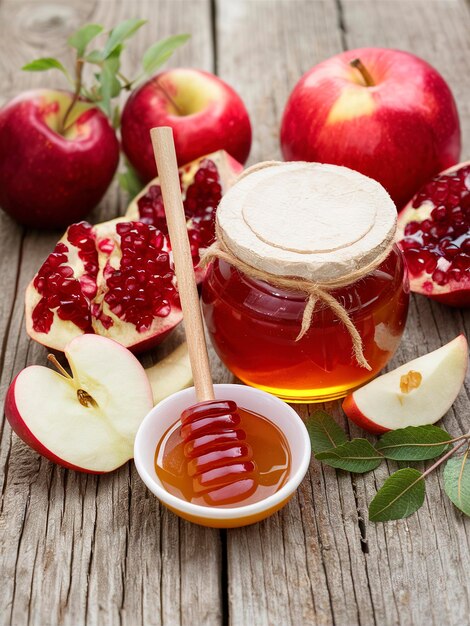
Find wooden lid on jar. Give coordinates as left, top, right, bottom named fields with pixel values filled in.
left=216, top=161, right=397, bottom=282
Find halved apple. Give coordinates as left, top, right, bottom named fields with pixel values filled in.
left=5, top=334, right=154, bottom=473
left=343, top=335, right=468, bottom=434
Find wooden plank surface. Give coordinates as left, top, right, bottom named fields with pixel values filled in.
left=216, top=1, right=470, bottom=625
left=0, top=2, right=223, bottom=626
left=0, top=0, right=469, bottom=625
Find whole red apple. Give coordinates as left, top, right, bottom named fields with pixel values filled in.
left=280, top=48, right=461, bottom=209
left=121, top=68, right=252, bottom=182
left=0, top=89, right=119, bottom=229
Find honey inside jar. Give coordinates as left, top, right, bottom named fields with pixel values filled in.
left=155, top=407, right=291, bottom=508
left=200, top=161, right=410, bottom=403
left=203, top=247, right=409, bottom=402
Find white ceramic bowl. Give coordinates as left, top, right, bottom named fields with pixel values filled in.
left=134, top=384, right=311, bottom=528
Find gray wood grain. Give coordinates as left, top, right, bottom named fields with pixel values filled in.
left=215, top=1, right=470, bottom=625
left=0, top=0, right=470, bottom=625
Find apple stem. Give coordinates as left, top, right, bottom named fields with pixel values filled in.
left=154, top=77, right=184, bottom=116
left=47, top=354, right=72, bottom=379
left=421, top=437, right=468, bottom=480
left=349, top=58, right=375, bottom=87
left=48, top=354, right=98, bottom=408
left=60, top=58, right=84, bottom=135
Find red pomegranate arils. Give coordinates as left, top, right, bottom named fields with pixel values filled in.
left=136, top=158, right=223, bottom=265
left=32, top=238, right=92, bottom=334
left=100, top=222, right=180, bottom=333
left=397, top=163, right=470, bottom=306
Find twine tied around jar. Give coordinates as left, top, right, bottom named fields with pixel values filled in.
left=200, top=223, right=395, bottom=371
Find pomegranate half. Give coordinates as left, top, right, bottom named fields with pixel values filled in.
left=25, top=219, right=182, bottom=352
left=396, top=162, right=470, bottom=307
left=25, top=150, right=243, bottom=352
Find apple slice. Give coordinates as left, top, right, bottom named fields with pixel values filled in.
left=5, top=335, right=153, bottom=473
left=343, top=335, right=468, bottom=434
left=145, top=342, right=193, bottom=405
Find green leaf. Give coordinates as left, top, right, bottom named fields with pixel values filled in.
left=99, top=62, right=114, bottom=116
left=118, top=161, right=144, bottom=198
left=101, top=58, right=121, bottom=98
left=68, top=24, right=103, bottom=57
left=84, top=50, right=103, bottom=65
left=22, top=57, right=68, bottom=77
left=443, top=449, right=470, bottom=516
left=306, top=410, right=347, bottom=454
left=104, top=46, right=122, bottom=75
left=369, top=468, right=425, bottom=522
left=142, top=33, right=190, bottom=75
left=376, top=426, right=452, bottom=461
left=102, top=18, right=147, bottom=59
left=316, top=439, right=383, bottom=473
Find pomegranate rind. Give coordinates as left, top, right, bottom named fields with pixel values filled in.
left=396, top=161, right=470, bottom=307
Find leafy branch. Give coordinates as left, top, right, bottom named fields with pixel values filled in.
left=307, top=410, right=470, bottom=522
left=22, top=20, right=190, bottom=132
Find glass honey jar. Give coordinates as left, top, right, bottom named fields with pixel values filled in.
left=201, top=162, right=409, bottom=402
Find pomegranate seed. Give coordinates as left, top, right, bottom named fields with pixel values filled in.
left=432, top=269, right=448, bottom=285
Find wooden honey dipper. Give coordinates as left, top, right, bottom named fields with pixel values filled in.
left=150, top=127, right=258, bottom=506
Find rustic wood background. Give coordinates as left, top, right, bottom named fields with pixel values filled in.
left=0, top=0, right=469, bottom=625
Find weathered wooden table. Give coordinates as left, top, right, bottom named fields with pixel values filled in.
left=1, top=1, right=469, bottom=624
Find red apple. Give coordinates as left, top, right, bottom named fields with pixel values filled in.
left=5, top=335, right=154, bottom=473
left=121, top=68, right=251, bottom=182
left=343, top=335, right=468, bottom=434
left=280, top=48, right=461, bottom=209
left=0, top=89, right=119, bottom=229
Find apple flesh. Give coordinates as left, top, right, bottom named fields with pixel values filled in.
left=145, top=342, right=192, bottom=405
left=5, top=335, right=154, bottom=473
left=121, top=68, right=252, bottom=182
left=281, top=48, right=461, bottom=209
left=0, top=89, right=119, bottom=229
left=343, top=335, right=468, bottom=434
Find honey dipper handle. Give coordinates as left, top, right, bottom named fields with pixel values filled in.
left=150, top=127, right=215, bottom=402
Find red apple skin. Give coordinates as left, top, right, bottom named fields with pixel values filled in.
left=121, top=68, right=252, bottom=182
left=342, top=393, right=389, bottom=435
left=5, top=371, right=104, bottom=473
left=280, top=48, right=461, bottom=209
left=0, top=90, right=120, bottom=229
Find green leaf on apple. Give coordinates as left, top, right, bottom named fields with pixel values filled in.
left=443, top=449, right=470, bottom=516
left=102, top=18, right=147, bottom=59
left=369, top=468, right=425, bottom=522
left=142, top=34, right=191, bottom=75
left=306, top=410, right=347, bottom=454
left=68, top=24, right=103, bottom=57
left=315, top=438, right=383, bottom=473
left=22, top=57, right=70, bottom=80
left=376, top=425, right=452, bottom=461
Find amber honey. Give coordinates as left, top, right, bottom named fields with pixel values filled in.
left=202, top=247, right=409, bottom=402
left=155, top=407, right=291, bottom=508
